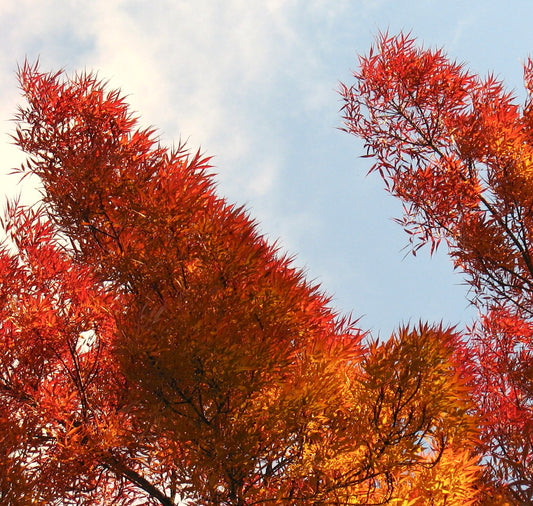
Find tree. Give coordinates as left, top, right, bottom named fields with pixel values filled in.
left=340, top=31, right=533, bottom=503
left=0, top=61, right=480, bottom=504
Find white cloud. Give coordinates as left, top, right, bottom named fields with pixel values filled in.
left=0, top=0, right=370, bottom=235
left=80, top=1, right=306, bottom=200
left=0, top=0, right=355, bottom=189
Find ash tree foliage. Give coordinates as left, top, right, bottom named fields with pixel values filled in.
left=341, top=32, right=533, bottom=504
left=2, top=44, right=524, bottom=505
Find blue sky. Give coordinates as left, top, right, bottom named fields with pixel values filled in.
left=1, top=0, right=532, bottom=337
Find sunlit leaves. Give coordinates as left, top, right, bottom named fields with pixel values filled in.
left=0, top=203, right=134, bottom=504
left=0, top=59, right=485, bottom=504
left=467, top=308, right=533, bottom=502
left=341, top=31, right=533, bottom=503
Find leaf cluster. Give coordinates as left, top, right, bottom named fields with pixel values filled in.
left=0, top=60, right=485, bottom=504
left=341, top=32, right=533, bottom=503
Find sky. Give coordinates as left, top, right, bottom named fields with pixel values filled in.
left=1, top=0, right=532, bottom=338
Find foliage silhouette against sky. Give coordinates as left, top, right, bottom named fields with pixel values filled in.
left=2, top=1, right=533, bottom=334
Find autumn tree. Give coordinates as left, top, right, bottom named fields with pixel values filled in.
left=341, top=32, right=533, bottom=503
left=0, top=61, right=480, bottom=504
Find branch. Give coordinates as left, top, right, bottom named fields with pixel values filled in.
left=102, top=453, right=175, bottom=506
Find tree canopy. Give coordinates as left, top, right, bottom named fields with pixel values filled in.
left=341, top=31, right=533, bottom=503
left=1, top=32, right=532, bottom=503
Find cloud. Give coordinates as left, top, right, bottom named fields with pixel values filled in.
left=0, top=0, right=369, bottom=227
left=78, top=1, right=357, bottom=198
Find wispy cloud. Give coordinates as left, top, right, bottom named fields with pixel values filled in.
left=0, top=1, right=362, bottom=201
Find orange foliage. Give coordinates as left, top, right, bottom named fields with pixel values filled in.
left=341, top=32, right=533, bottom=503
left=0, top=60, right=482, bottom=504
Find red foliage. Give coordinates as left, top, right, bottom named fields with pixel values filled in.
left=0, top=59, right=482, bottom=504
left=341, top=32, right=533, bottom=503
